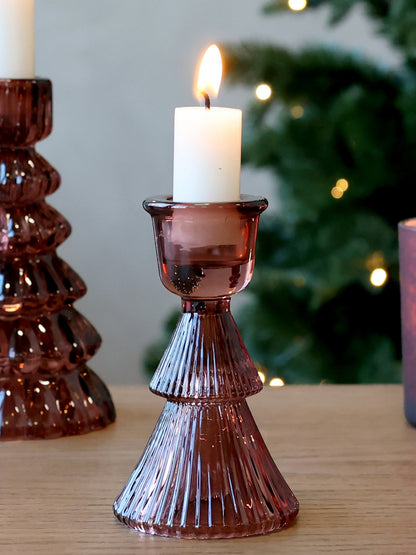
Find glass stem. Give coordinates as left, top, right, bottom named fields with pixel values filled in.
left=182, top=297, right=231, bottom=314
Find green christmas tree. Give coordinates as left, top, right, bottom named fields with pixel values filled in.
left=146, top=0, right=413, bottom=384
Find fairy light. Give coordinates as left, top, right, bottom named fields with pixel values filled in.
left=290, top=105, right=304, bottom=118
left=269, top=377, right=285, bottom=387
left=255, top=363, right=267, bottom=384
left=336, top=178, right=349, bottom=191
left=331, top=186, right=343, bottom=199
left=370, top=268, right=388, bottom=287
left=288, top=0, right=307, bottom=11
left=255, top=83, right=272, bottom=101
left=331, top=177, right=350, bottom=200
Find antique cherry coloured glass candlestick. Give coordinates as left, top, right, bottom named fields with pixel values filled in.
left=113, top=195, right=299, bottom=539
left=0, top=79, right=115, bottom=439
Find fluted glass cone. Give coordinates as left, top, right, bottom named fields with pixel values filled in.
left=114, top=399, right=298, bottom=539
left=150, top=300, right=263, bottom=400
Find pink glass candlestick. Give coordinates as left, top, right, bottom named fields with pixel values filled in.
left=0, top=79, right=115, bottom=439
left=399, top=219, right=416, bottom=426
left=113, top=195, right=299, bottom=539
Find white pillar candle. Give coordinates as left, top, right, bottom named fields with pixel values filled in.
left=0, top=0, right=35, bottom=79
left=173, top=106, right=242, bottom=202
left=173, top=45, right=242, bottom=203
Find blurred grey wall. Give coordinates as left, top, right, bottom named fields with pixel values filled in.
left=35, top=0, right=398, bottom=384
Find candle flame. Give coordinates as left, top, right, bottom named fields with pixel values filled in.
left=194, top=44, right=222, bottom=103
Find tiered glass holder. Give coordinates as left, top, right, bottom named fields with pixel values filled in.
left=0, top=79, right=115, bottom=439
left=113, top=195, right=299, bottom=539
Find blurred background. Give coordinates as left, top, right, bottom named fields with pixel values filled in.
left=35, top=0, right=403, bottom=385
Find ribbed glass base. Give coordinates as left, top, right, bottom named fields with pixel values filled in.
left=113, top=399, right=298, bottom=539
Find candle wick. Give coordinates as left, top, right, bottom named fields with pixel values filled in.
left=202, top=91, right=211, bottom=110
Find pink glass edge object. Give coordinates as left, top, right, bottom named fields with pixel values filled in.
left=400, top=218, right=416, bottom=229
left=398, top=218, right=416, bottom=426
left=142, top=193, right=267, bottom=206
left=0, top=78, right=116, bottom=440
left=113, top=194, right=299, bottom=539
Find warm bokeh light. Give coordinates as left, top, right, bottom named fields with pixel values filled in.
left=269, top=377, right=285, bottom=387
left=331, top=178, right=349, bottom=199
left=331, top=186, right=343, bottom=199
left=290, top=105, right=304, bottom=118
left=255, top=83, right=272, bottom=101
left=258, top=370, right=266, bottom=384
left=336, top=178, right=349, bottom=191
left=288, top=0, right=307, bottom=11
left=195, top=44, right=222, bottom=101
left=366, top=251, right=385, bottom=271
left=370, top=268, right=388, bottom=287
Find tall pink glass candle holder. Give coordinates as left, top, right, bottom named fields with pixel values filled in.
left=0, top=79, right=115, bottom=439
left=113, top=195, right=299, bottom=539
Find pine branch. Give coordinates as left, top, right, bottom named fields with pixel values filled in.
left=224, top=43, right=399, bottom=107
left=261, top=0, right=416, bottom=61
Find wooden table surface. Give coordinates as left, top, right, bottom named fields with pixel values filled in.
left=0, top=385, right=415, bottom=554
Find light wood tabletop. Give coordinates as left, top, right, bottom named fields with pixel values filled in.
left=0, top=385, right=415, bottom=554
